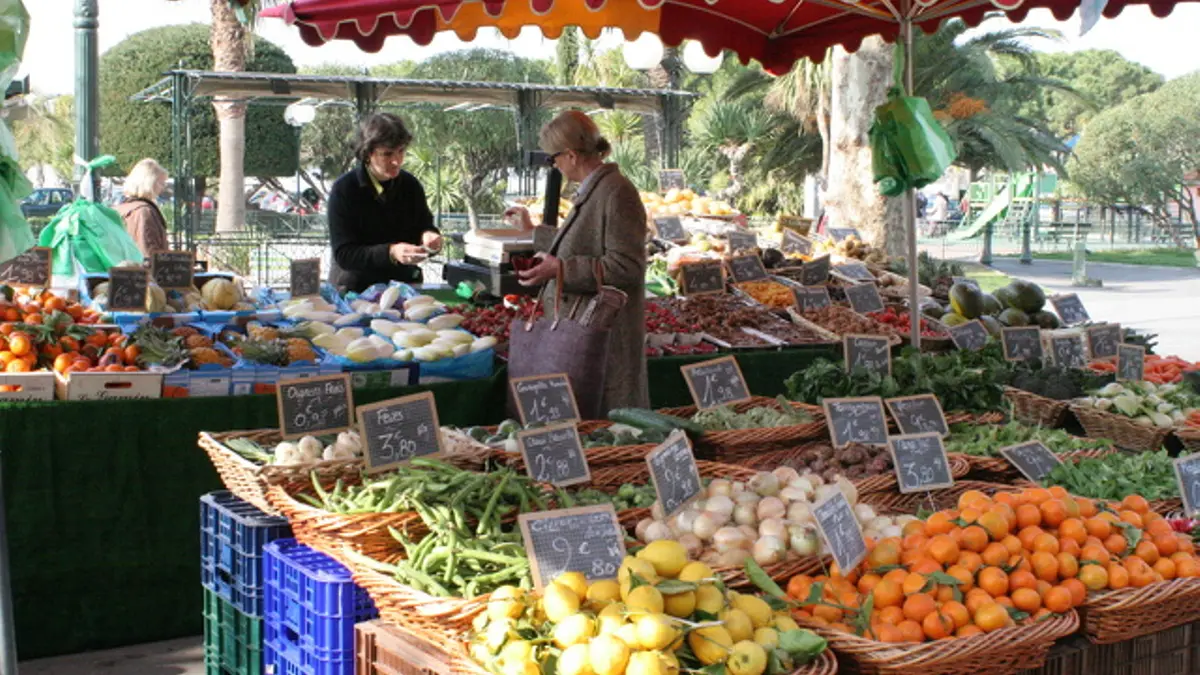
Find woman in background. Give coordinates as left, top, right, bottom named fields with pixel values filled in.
left=116, top=158, right=170, bottom=257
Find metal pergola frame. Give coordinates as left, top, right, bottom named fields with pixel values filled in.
left=132, top=69, right=696, bottom=249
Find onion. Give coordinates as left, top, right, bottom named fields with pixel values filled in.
left=734, top=491, right=760, bottom=505
left=737, top=525, right=758, bottom=544
left=706, top=495, right=735, bottom=518
left=789, top=525, right=819, bottom=556
left=896, top=515, right=918, bottom=527
left=644, top=521, right=673, bottom=543
left=790, top=476, right=816, bottom=497
left=700, top=550, right=721, bottom=566
left=854, top=504, right=877, bottom=523
left=882, top=524, right=904, bottom=539
left=676, top=510, right=699, bottom=535
left=717, top=548, right=751, bottom=567
left=733, top=503, right=758, bottom=527
left=678, top=534, right=704, bottom=559
left=815, top=484, right=840, bottom=504
left=732, top=481, right=747, bottom=494
left=708, top=479, right=733, bottom=497
left=706, top=509, right=732, bottom=528
left=835, top=475, right=859, bottom=505
left=757, top=496, right=786, bottom=521
left=806, top=473, right=826, bottom=487
left=752, top=536, right=788, bottom=565
left=692, top=499, right=707, bottom=512
left=778, top=486, right=809, bottom=503
left=787, top=501, right=814, bottom=525
left=759, top=517, right=787, bottom=540
left=772, top=467, right=801, bottom=485
left=749, top=472, right=781, bottom=497
left=693, top=512, right=721, bottom=540
left=635, top=518, right=655, bottom=541
left=712, top=526, right=749, bottom=552
left=867, top=516, right=892, bottom=532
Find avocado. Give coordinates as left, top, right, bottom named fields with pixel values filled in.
left=981, top=293, right=1003, bottom=316
left=980, top=315, right=1003, bottom=337
left=948, top=282, right=985, bottom=319
left=941, top=312, right=968, bottom=327
left=1030, top=310, right=1061, bottom=329
left=998, top=308, right=1030, bottom=327
left=993, top=286, right=1016, bottom=309
left=1008, top=280, right=1047, bottom=313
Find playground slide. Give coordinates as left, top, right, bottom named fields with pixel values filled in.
left=946, top=190, right=1010, bottom=242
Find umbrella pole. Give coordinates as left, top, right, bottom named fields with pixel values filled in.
left=902, top=17, right=921, bottom=350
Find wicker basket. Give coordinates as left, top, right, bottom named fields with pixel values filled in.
left=789, top=306, right=903, bottom=347
left=492, top=442, right=661, bottom=472
left=587, top=459, right=760, bottom=491
left=847, top=454, right=972, bottom=496
left=861, top=481, right=1020, bottom=515
left=265, top=483, right=428, bottom=564
left=1071, top=404, right=1171, bottom=451
left=1175, top=426, right=1200, bottom=453
left=1081, top=578, right=1200, bottom=644
left=951, top=447, right=1117, bottom=482
left=801, top=611, right=1078, bottom=675
left=656, top=396, right=828, bottom=455
left=351, top=564, right=489, bottom=655
left=1003, top=387, right=1071, bottom=429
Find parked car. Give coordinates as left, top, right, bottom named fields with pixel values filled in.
left=21, top=187, right=73, bottom=218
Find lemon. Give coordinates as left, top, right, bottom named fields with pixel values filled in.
left=554, top=614, right=597, bottom=649
left=470, top=643, right=492, bottom=664
left=597, top=603, right=627, bottom=635
left=586, top=580, right=621, bottom=611
left=626, top=651, right=671, bottom=675
left=589, top=634, right=632, bottom=675
left=635, top=613, right=680, bottom=651
left=727, top=641, right=768, bottom=675
left=773, top=614, right=799, bottom=632
left=733, top=595, right=774, bottom=629
left=752, top=628, right=779, bottom=649
left=619, top=558, right=659, bottom=599
left=485, top=619, right=516, bottom=652
left=662, top=590, right=696, bottom=618
left=688, top=626, right=733, bottom=665
left=678, top=562, right=716, bottom=585
left=556, top=571, right=590, bottom=599
left=499, top=639, right=534, bottom=666
left=558, top=643, right=594, bottom=675
left=637, top=541, right=688, bottom=578
left=543, top=582, right=582, bottom=623
left=489, top=586, right=527, bottom=621
left=722, top=608, right=754, bottom=642
left=660, top=650, right=680, bottom=675
left=695, top=585, right=725, bottom=615
left=615, top=623, right=641, bottom=650
left=625, top=585, right=665, bottom=617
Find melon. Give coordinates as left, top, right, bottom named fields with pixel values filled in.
left=201, top=278, right=241, bottom=310
left=146, top=283, right=167, bottom=313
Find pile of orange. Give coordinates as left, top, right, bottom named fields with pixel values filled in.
left=784, top=487, right=1200, bottom=644
left=0, top=290, right=131, bottom=380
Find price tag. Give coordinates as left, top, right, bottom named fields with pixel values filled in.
left=885, top=394, right=949, bottom=437
left=1051, top=293, right=1090, bottom=326
left=800, top=255, right=830, bottom=286
left=645, top=430, right=703, bottom=517
left=653, top=216, right=688, bottom=243
left=828, top=227, right=861, bottom=243
left=843, top=334, right=891, bottom=376
left=1000, top=441, right=1062, bottom=483
left=107, top=266, right=149, bottom=311
left=812, top=490, right=867, bottom=572
left=1086, top=323, right=1122, bottom=360
left=888, top=433, right=955, bottom=493
left=679, top=261, right=725, bottom=296
left=781, top=230, right=813, bottom=257
left=1001, top=326, right=1043, bottom=362
left=680, top=355, right=751, bottom=410
left=276, top=373, right=354, bottom=439
left=948, top=320, right=989, bottom=351
left=794, top=286, right=832, bottom=311
left=658, top=169, right=686, bottom=192
left=823, top=396, right=889, bottom=448
left=845, top=282, right=885, bottom=315
left=728, top=254, right=768, bottom=283
left=356, top=391, right=443, bottom=473
left=150, top=250, right=196, bottom=290
left=519, top=505, right=627, bottom=591
left=510, top=373, right=581, bottom=426
left=1050, top=334, right=1088, bottom=369
left=726, top=230, right=758, bottom=253
left=0, top=247, right=52, bottom=287
left=834, top=262, right=874, bottom=282
left=290, top=258, right=321, bottom=299
left=1117, top=344, right=1145, bottom=382
left=1174, top=455, right=1200, bottom=517
left=518, top=422, right=591, bottom=487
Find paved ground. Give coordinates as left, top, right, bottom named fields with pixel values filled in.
left=18, top=638, right=205, bottom=675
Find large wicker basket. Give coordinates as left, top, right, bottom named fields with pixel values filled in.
left=1003, top=387, right=1071, bottom=429
left=1174, top=426, right=1200, bottom=453
left=655, top=396, right=828, bottom=458
left=951, top=447, right=1117, bottom=482
left=1081, top=578, right=1200, bottom=644
left=1071, top=404, right=1171, bottom=452
left=861, top=481, right=1019, bottom=515
left=352, top=564, right=489, bottom=654
left=265, top=483, right=428, bottom=564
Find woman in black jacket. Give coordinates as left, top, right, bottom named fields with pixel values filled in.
left=327, top=113, right=442, bottom=293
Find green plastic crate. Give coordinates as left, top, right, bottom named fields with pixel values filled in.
left=204, top=588, right=264, bottom=675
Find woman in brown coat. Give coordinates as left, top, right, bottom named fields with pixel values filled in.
left=116, top=158, right=169, bottom=257
left=505, top=111, right=649, bottom=410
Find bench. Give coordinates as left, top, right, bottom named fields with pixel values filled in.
left=1039, top=221, right=1092, bottom=246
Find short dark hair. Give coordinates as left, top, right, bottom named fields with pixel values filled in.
left=355, top=113, right=414, bottom=164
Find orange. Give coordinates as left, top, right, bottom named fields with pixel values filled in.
left=897, top=620, right=924, bottom=643
left=981, top=543, right=1009, bottom=567
left=942, top=601, right=970, bottom=630
left=976, top=513, right=1008, bottom=542
left=946, top=565, right=974, bottom=592
left=1001, top=535, right=1023, bottom=556
left=1077, top=498, right=1098, bottom=518
left=1119, top=511, right=1144, bottom=529
left=1125, top=558, right=1156, bottom=588
left=1146, top=518, right=1174, bottom=538
left=902, top=520, right=925, bottom=537
left=960, top=508, right=982, bottom=524
left=964, top=588, right=993, bottom=615
left=989, top=503, right=1017, bottom=529
left=958, top=551, right=984, bottom=573
left=1043, top=586, right=1073, bottom=614
left=1031, top=552, right=1060, bottom=583
left=1047, top=485, right=1068, bottom=499
left=1011, top=587, right=1042, bottom=613
left=1025, top=488, right=1053, bottom=505
left=867, top=540, right=901, bottom=569
left=1009, top=555, right=1032, bottom=573
left=1062, top=578, right=1087, bottom=607
left=876, top=606, right=905, bottom=626
left=1032, top=533, right=1061, bottom=555
left=1107, top=563, right=1130, bottom=589
left=1009, top=569, right=1038, bottom=592
left=1104, top=534, right=1129, bottom=556
left=1085, top=517, right=1112, bottom=540
left=1079, top=565, right=1109, bottom=591
left=1058, top=519, right=1087, bottom=546
left=7, top=333, right=30, bottom=357
left=922, top=611, right=954, bottom=640
left=910, top=558, right=942, bottom=577
left=1056, top=553, right=1079, bottom=580
left=872, top=580, right=903, bottom=609
left=995, top=596, right=1015, bottom=610
left=958, top=490, right=990, bottom=511
left=928, top=535, right=960, bottom=565
left=812, top=604, right=843, bottom=623
left=1153, top=534, right=1180, bottom=557
left=858, top=573, right=882, bottom=595
left=924, top=512, right=955, bottom=536
left=973, top=602, right=1010, bottom=633
left=960, top=526, right=990, bottom=553
left=787, top=575, right=813, bottom=600
left=1176, top=559, right=1200, bottom=578
left=978, top=567, right=1009, bottom=598
left=874, top=623, right=904, bottom=643
left=4, top=359, right=29, bottom=373
left=902, top=573, right=929, bottom=597
left=1059, top=538, right=1082, bottom=558
left=1015, top=504, right=1042, bottom=530
left=1153, top=558, right=1177, bottom=580
left=1122, top=494, right=1150, bottom=514
left=1040, top=500, right=1067, bottom=528
left=1134, top=541, right=1160, bottom=565
left=903, top=533, right=929, bottom=553
left=902, top=594, right=936, bottom=623
left=957, top=624, right=985, bottom=638
left=1018, top=526, right=1045, bottom=551
left=1081, top=544, right=1110, bottom=565
left=883, top=568, right=909, bottom=586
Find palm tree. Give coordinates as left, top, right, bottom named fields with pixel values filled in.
left=690, top=99, right=776, bottom=202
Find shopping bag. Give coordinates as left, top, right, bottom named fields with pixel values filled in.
left=38, top=157, right=144, bottom=277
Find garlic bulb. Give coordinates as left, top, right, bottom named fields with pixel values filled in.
left=274, top=442, right=302, bottom=465
left=297, top=436, right=323, bottom=462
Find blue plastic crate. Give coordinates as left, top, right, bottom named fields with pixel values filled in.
left=264, top=539, right=376, bottom=666
left=264, top=631, right=356, bottom=675
left=201, top=491, right=292, bottom=618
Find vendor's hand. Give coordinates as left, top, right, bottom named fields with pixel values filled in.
left=421, top=231, right=443, bottom=253
left=517, top=253, right=560, bottom=287
left=503, top=206, right=535, bottom=231
left=390, top=242, right=427, bottom=265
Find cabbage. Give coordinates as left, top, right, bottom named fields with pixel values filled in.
left=1112, top=394, right=1142, bottom=417
left=1150, top=412, right=1174, bottom=428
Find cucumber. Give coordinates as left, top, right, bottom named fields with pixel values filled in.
left=607, top=408, right=705, bottom=437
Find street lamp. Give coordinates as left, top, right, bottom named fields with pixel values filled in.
left=683, top=41, right=723, bottom=75
left=623, top=33, right=664, bottom=71
left=284, top=101, right=316, bottom=216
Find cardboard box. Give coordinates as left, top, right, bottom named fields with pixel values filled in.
left=0, top=372, right=57, bottom=401
left=55, top=370, right=164, bottom=401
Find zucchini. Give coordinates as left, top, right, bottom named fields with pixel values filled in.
left=607, top=408, right=706, bottom=437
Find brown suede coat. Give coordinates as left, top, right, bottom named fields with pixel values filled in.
left=117, top=199, right=169, bottom=257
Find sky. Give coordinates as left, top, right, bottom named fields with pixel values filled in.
left=18, top=0, right=1200, bottom=96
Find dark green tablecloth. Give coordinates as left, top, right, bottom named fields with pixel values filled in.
left=0, top=346, right=835, bottom=659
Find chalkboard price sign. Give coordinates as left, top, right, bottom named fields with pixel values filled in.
left=658, top=169, right=686, bottom=192
left=823, top=396, right=889, bottom=448
left=845, top=282, right=885, bottom=315
left=108, top=267, right=149, bottom=311
left=518, top=505, right=627, bottom=591
left=356, top=391, right=443, bottom=473
left=679, top=261, right=726, bottom=296
left=834, top=262, right=874, bottom=283
left=1051, top=294, right=1090, bottom=326
left=886, top=394, right=949, bottom=437
left=828, top=227, right=862, bottom=243
left=1000, top=441, right=1062, bottom=483
left=654, top=217, right=688, bottom=243
left=948, top=320, right=990, bottom=352
left=0, top=247, right=51, bottom=287
left=646, top=431, right=703, bottom=517
left=794, top=286, right=832, bottom=311
left=680, top=356, right=752, bottom=410
left=1117, top=343, right=1145, bottom=382
left=1050, top=334, right=1088, bottom=369
left=1174, top=455, right=1200, bottom=517
left=725, top=230, right=758, bottom=254
left=518, top=422, right=591, bottom=487
left=276, top=373, right=354, bottom=439
left=290, top=258, right=321, bottom=299
left=1001, top=326, right=1043, bottom=362
left=844, top=334, right=891, bottom=376
left=812, top=490, right=868, bottom=572
left=151, top=250, right=196, bottom=290
left=781, top=229, right=813, bottom=256
left=800, top=255, right=830, bottom=286
left=728, top=254, right=769, bottom=283
left=888, top=433, right=955, bottom=493
left=1086, top=323, right=1121, bottom=360
left=510, top=374, right=581, bottom=426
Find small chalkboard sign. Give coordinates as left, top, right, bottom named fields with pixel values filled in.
left=886, top=394, right=949, bottom=437
left=794, top=285, right=832, bottom=312
left=276, top=373, right=353, bottom=440
left=1001, top=326, right=1043, bottom=362
left=518, top=504, right=626, bottom=591
left=781, top=230, right=813, bottom=257
left=1086, top=323, right=1121, bottom=360
left=828, top=227, right=861, bottom=242
left=1000, top=441, right=1062, bottom=483
left=679, top=261, right=726, bottom=296
left=151, top=250, right=196, bottom=290
left=290, top=258, right=321, bottom=299
left=812, top=490, right=868, bottom=572
left=1174, top=455, right=1200, bottom=517
left=0, top=247, right=51, bottom=287
left=1050, top=334, right=1088, bottom=369
left=510, top=373, right=581, bottom=426
left=1051, top=293, right=1090, bottom=326
left=888, top=433, right=955, bottom=494
left=1117, top=343, right=1145, bottom=382
left=844, top=334, right=891, bottom=376
left=800, top=255, right=830, bottom=286
left=108, top=267, right=149, bottom=311
left=845, top=282, right=885, bottom=315
left=728, top=254, right=768, bottom=283
left=680, top=355, right=752, bottom=410
left=948, top=319, right=990, bottom=351
left=726, top=230, right=757, bottom=253
left=518, top=422, right=591, bottom=487
left=645, top=431, right=703, bottom=517
left=823, top=396, right=889, bottom=448
left=834, top=262, right=874, bottom=282
left=658, top=169, right=686, bottom=192
left=356, top=391, right=443, bottom=473
left=654, top=216, right=688, bottom=243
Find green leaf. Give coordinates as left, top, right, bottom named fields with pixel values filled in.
left=540, top=653, right=558, bottom=675
left=1005, top=606, right=1031, bottom=622
left=925, top=571, right=963, bottom=587
left=763, top=595, right=790, bottom=612
left=693, top=610, right=720, bottom=622
left=656, top=579, right=699, bottom=595
left=765, top=647, right=785, bottom=675
left=701, top=663, right=727, bottom=675
left=629, top=573, right=648, bottom=591
left=804, top=582, right=825, bottom=607
left=745, top=559, right=788, bottom=599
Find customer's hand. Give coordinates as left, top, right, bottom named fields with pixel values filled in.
left=517, top=253, right=560, bottom=287
left=503, top=206, right=535, bottom=231
left=390, top=242, right=427, bottom=264
left=421, top=231, right=444, bottom=252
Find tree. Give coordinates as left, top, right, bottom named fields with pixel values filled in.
left=1030, top=50, right=1163, bottom=138
left=13, top=95, right=75, bottom=187
left=297, top=64, right=362, bottom=193
left=556, top=27, right=580, bottom=86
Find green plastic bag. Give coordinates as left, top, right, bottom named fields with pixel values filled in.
left=0, top=0, right=33, bottom=263
left=38, top=156, right=144, bottom=277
